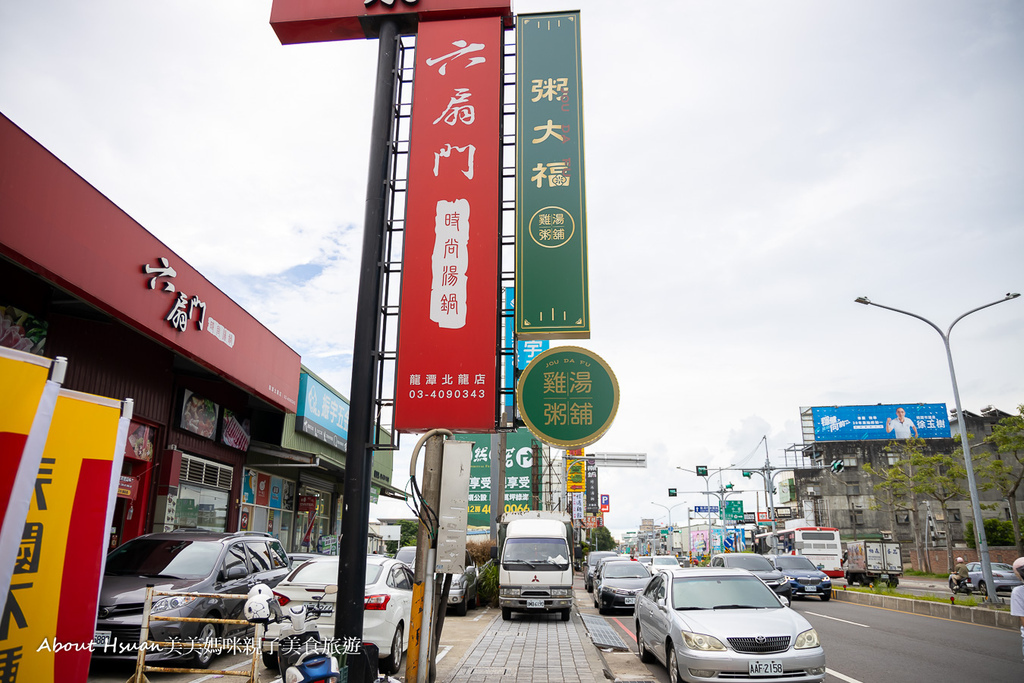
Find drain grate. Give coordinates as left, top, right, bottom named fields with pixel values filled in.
left=578, top=614, right=629, bottom=651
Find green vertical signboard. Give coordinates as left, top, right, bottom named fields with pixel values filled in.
left=454, top=430, right=539, bottom=527
left=516, top=12, right=590, bottom=339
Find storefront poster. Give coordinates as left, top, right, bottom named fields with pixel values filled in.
left=220, top=408, right=251, bottom=451
left=5, top=386, right=128, bottom=683
left=270, top=476, right=282, bottom=508
left=124, top=421, right=154, bottom=462
left=243, top=468, right=257, bottom=504
left=240, top=505, right=252, bottom=531
left=0, top=303, right=48, bottom=355
left=255, top=472, right=271, bottom=507
left=454, top=430, right=538, bottom=527
left=178, top=389, right=219, bottom=440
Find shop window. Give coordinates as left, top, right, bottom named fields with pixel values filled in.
left=241, top=469, right=296, bottom=549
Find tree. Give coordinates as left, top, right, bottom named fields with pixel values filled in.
left=865, top=441, right=928, bottom=572
left=384, top=519, right=420, bottom=554
left=592, top=525, right=616, bottom=551
left=965, top=519, right=1016, bottom=548
left=977, top=405, right=1024, bottom=554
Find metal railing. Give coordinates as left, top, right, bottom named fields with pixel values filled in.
left=129, top=586, right=263, bottom=683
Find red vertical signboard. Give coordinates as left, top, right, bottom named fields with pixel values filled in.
left=394, top=17, right=502, bottom=433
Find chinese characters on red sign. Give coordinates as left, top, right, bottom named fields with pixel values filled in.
left=394, top=17, right=502, bottom=432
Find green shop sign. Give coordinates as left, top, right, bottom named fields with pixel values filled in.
left=517, top=346, right=618, bottom=448
left=515, top=11, right=590, bottom=339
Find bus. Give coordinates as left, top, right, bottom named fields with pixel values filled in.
left=753, top=527, right=843, bottom=577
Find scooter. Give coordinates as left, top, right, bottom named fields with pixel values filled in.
left=948, top=573, right=972, bottom=595
left=244, top=584, right=342, bottom=683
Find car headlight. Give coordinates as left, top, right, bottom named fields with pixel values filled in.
left=452, top=575, right=465, bottom=588
left=500, top=587, right=521, bottom=597
left=681, top=630, right=726, bottom=651
left=794, top=628, right=820, bottom=649
left=551, top=588, right=571, bottom=597
left=151, top=595, right=197, bottom=613
left=784, top=575, right=797, bottom=582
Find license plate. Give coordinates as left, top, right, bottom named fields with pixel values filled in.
left=93, top=631, right=111, bottom=648
left=526, top=599, right=544, bottom=608
left=624, top=597, right=636, bottom=605
left=309, top=604, right=334, bottom=616
left=749, top=660, right=783, bottom=676
left=880, top=574, right=889, bottom=580
left=806, top=585, right=817, bottom=592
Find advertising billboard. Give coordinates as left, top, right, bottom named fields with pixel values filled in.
left=811, top=403, right=950, bottom=441
left=515, top=12, right=590, bottom=339
left=394, top=17, right=503, bottom=432
left=454, top=430, right=537, bottom=527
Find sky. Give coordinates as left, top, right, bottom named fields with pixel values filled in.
left=2, top=1, right=1023, bottom=543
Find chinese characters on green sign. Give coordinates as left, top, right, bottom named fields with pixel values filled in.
left=515, top=12, right=590, bottom=339
left=517, top=346, right=618, bottom=448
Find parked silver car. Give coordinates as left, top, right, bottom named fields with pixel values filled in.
left=634, top=567, right=826, bottom=683
left=967, top=561, right=1023, bottom=594
left=585, top=551, right=619, bottom=592
left=394, top=545, right=478, bottom=615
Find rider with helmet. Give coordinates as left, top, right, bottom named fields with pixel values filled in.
left=952, top=556, right=970, bottom=592
left=1011, top=557, right=1024, bottom=661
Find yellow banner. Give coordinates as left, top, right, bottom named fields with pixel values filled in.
left=1, top=349, right=60, bottom=606
left=5, top=388, right=125, bottom=683
left=566, top=457, right=586, bottom=493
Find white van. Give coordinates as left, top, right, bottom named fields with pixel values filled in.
left=498, top=517, right=573, bottom=621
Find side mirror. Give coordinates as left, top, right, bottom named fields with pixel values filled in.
left=490, top=546, right=498, bottom=560
left=779, top=595, right=790, bottom=607
left=221, top=565, right=248, bottom=581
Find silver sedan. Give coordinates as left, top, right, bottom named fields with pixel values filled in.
left=634, top=567, right=826, bottom=683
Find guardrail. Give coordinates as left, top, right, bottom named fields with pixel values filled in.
left=129, top=586, right=263, bottom=683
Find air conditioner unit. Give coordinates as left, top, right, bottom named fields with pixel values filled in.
left=806, top=485, right=820, bottom=496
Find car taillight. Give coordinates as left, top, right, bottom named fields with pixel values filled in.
left=273, top=591, right=290, bottom=607
left=365, top=594, right=391, bottom=610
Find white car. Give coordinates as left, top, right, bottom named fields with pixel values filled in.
left=263, top=555, right=412, bottom=674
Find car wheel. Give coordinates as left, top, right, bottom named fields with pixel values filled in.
left=820, top=591, right=831, bottom=602
left=502, top=607, right=512, bottom=621
left=262, top=651, right=279, bottom=670
left=191, top=622, right=218, bottom=669
left=636, top=623, right=655, bottom=663
left=593, top=593, right=599, bottom=609
left=560, top=608, right=570, bottom=621
left=597, top=601, right=607, bottom=615
left=381, top=623, right=404, bottom=675
left=455, top=597, right=468, bottom=616
left=667, top=643, right=682, bottom=683
left=978, top=580, right=987, bottom=594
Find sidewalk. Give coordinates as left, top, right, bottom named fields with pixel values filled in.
left=442, top=611, right=608, bottom=683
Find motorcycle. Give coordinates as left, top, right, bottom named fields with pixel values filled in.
left=244, top=583, right=342, bottom=683
left=948, top=573, right=972, bottom=595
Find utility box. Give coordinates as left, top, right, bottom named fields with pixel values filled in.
left=435, top=440, right=472, bottom=574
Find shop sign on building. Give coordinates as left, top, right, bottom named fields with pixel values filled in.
left=515, top=12, right=590, bottom=339
left=296, top=372, right=350, bottom=450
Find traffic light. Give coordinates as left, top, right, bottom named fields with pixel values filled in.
left=668, top=488, right=677, bottom=497
left=830, top=459, right=844, bottom=474
left=725, top=483, right=734, bottom=490
left=696, top=465, right=708, bottom=476
left=742, top=470, right=752, bottom=478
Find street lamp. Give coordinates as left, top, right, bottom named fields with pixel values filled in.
left=651, top=501, right=686, bottom=554
left=855, top=292, right=1020, bottom=604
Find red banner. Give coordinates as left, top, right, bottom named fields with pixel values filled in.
left=394, top=17, right=502, bottom=433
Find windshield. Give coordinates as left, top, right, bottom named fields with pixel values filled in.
left=604, top=563, right=651, bottom=579
left=503, top=538, right=570, bottom=569
left=673, top=575, right=782, bottom=610
left=588, top=552, right=616, bottom=567
left=723, top=554, right=774, bottom=571
left=395, top=547, right=416, bottom=566
left=772, top=556, right=818, bottom=571
left=105, top=539, right=221, bottom=579
left=652, top=557, right=679, bottom=565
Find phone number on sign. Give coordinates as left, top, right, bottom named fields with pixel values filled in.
left=408, top=389, right=486, bottom=399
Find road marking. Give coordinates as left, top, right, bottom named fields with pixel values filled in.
left=435, top=644, right=453, bottom=662
left=826, top=668, right=866, bottom=683
left=836, top=600, right=1017, bottom=631
left=472, top=607, right=491, bottom=621
left=805, top=611, right=870, bottom=628
left=192, top=661, right=253, bottom=682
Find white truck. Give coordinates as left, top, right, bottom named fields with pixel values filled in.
left=843, top=540, right=903, bottom=587
left=497, top=514, right=573, bottom=621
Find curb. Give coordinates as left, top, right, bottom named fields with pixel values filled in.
left=829, top=588, right=1018, bottom=629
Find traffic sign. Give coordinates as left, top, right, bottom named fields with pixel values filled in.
left=724, top=500, right=744, bottom=522
left=694, top=505, right=719, bottom=513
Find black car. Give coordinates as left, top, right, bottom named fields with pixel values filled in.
left=709, top=553, right=791, bottom=598
left=593, top=559, right=651, bottom=614
left=585, top=551, right=619, bottom=592
left=765, top=554, right=833, bottom=600
left=93, top=530, right=290, bottom=668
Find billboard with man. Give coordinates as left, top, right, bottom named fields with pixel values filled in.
left=810, top=403, right=950, bottom=441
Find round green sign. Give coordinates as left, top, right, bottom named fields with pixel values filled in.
left=516, top=346, right=619, bottom=449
